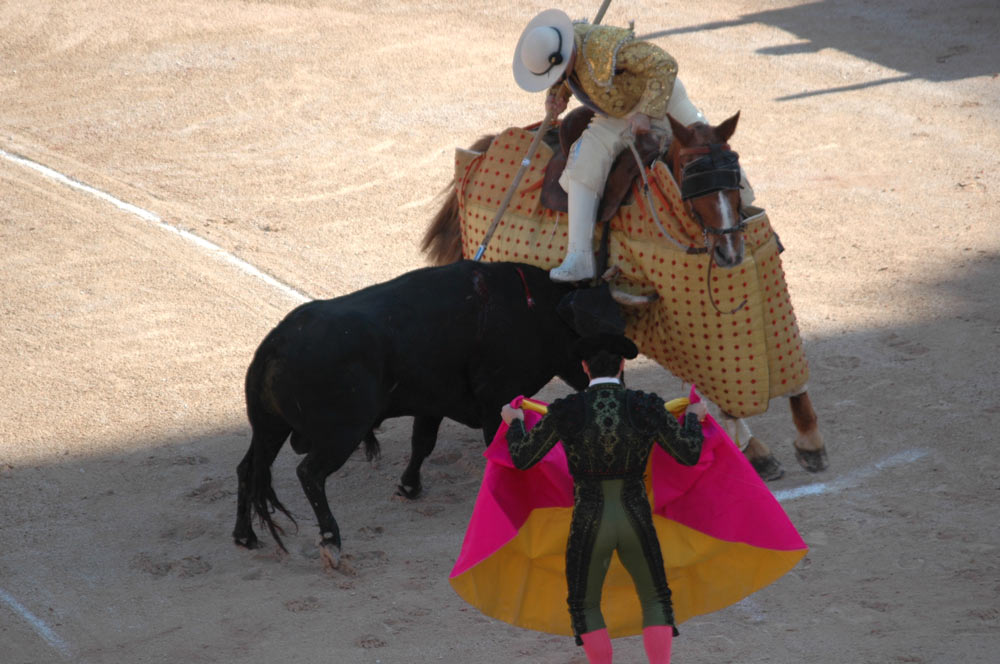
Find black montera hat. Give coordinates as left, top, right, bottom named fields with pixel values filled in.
left=572, top=333, right=639, bottom=361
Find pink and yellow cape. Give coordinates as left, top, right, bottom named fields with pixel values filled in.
left=449, top=388, right=807, bottom=637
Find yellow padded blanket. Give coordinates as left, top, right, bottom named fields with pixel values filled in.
left=455, top=126, right=808, bottom=418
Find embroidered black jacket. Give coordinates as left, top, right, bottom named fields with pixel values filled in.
left=507, top=383, right=703, bottom=477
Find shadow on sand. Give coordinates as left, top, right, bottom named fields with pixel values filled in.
left=639, top=0, right=1000, bottom=100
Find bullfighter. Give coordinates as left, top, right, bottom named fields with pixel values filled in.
left=501, top=332, right=707, bottom=664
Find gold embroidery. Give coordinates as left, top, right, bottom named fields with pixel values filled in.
left=569, top=22, right=678, bottom=119
left=577, top=23, right=634, bottom=88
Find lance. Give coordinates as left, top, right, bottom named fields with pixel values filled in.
left=473, top=0, right=614, bottom=261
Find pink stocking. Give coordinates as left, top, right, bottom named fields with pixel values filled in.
left=642, top=625, right=673, bottom=664
left=580, top=628, right=613, bottom=664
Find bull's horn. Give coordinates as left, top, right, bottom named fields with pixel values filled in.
left=610, top=289, right=659, bottom=306
left=601, top=265, right=622, bottom=281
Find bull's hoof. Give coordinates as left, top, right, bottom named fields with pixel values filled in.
left=320, top=541, right=342, bottom=570
left=233, top=531, right=260, bottom=550
left=743, top=437, right=785, bottom=481
left=750, top=454, right=785, bottom=481
left=395, top=482, right=422, bottom=500
left=795, top=447, right=829, bottom=473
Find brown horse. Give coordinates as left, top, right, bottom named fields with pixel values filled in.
left=423, top=111, right=828, bottom=480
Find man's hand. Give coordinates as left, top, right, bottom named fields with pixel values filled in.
left=685, top=401, right=708, bottom=423
left=628, top=112, right=651, bottom=135
left=545, top=86, right=570, bottom=118
left=501, top=405, right=525, bottom=425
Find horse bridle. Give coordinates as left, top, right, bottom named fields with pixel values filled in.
left=675, top=142, right=748, bottom=314
left=626, top=134, right=749, bottom=314
left=677, top=143, right=746, bottom=235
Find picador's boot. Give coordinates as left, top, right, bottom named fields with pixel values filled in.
left=550, top=181, right=598, bottom=282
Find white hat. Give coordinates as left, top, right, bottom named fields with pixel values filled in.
left=512, top=9, right=574, bottom=92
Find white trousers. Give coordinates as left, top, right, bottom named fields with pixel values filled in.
left=559, top=78, right=754, bottom=206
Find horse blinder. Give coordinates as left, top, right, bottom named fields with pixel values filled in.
left=679, top=144, right=742, bottom=202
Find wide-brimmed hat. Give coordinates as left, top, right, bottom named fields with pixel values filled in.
left=572, top=333, right=639, bottom=361
left=512, top=9, right=574, bottom=92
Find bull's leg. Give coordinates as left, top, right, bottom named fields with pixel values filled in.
left=397, top=415, right=443, bottom=499
left=234, top=419, right=291, bottom=549
left=233, top=446, right=260, bottom=548
left=789, top=389, right=828, bottom=472
left=480, top=409, right=503, bottom=446
left=721, top=411, right=785, bottom=481
left=295, top=428, right=364, bottom=569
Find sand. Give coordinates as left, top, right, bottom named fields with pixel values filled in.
left=1, top=1, right=998, bottom=662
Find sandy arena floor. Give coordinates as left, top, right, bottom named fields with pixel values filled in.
left=1, top=1, right=999, bottom=662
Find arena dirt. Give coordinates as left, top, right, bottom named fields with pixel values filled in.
left=1, top=2, right=998, bottom=662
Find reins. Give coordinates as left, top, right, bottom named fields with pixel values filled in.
left=626, top=137, right=697, bottom=254
left=705, top=247, right=748, bottom=315
left=628, top=136, right=749, bottom=315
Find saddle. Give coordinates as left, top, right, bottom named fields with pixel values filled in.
left=541, top=107, right=666, bottom=223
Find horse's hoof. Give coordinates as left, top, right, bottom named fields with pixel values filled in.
left=395, top=483, right=422, bottom=500
left=795, top=447, right=829, bottom=473
left=750, top=454, right=785, bottom=481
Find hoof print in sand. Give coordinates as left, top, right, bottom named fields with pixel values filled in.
left=284, top=596, right=322, bottom=612
left=356, top=635, right=387, bottom=649
left=131, top=553, right=211, bottom=578
left=186, top=477, right=234, bottom=503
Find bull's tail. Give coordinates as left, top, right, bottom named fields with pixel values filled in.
left=243, top=355, right=297, bottom=552
left=421, top=134, right=496, bottom=265
left=249, top=431, right=296, bottom=553
left=363, top=429, right=381, bottom=462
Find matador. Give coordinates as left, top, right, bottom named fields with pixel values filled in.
left=501, top=333, right=707, bottom=664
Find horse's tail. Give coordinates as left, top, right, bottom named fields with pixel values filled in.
left=244, top=354, right=296, bottom=552
left=421, top=181, right=463, bottom=265
left=421, top=134, right=496, bottom=265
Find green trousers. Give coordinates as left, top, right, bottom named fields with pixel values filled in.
left=566, top=477, right=675, bottom=637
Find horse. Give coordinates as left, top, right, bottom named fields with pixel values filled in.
left=233, top=261, right=589, bottom=567
left=422, top=109, right=828, bottom=480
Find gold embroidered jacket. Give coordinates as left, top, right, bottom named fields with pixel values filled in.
left=556, top=22, right=678, bottom=119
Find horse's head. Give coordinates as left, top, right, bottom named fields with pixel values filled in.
left=666, top=112, right=745, bottom=268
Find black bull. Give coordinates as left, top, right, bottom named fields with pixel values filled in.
left=233, top=260, right=589, bottom=562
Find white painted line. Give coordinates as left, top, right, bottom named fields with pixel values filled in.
left=1, top=148, right=310, bottom=305
left=774, top=448, right=930, bottom=502
left=0, top=587, right=71, bottom=659
left=734, top=596, right=767, bottom=623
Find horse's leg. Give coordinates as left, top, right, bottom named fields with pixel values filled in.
left=720, top=411, right=785, bottom=481
left=396, top=415, right=443, bottom=499
left=295, top=424, right=368, bottom=569
left=789, top=388, right=828, bottom=472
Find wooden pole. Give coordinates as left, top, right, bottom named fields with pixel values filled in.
left=593, top=0, right=613, bottom=25
left=473, top=0, right=615, bottom=261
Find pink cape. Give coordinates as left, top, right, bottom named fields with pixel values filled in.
left=449, top=387, right=807, bottom=637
